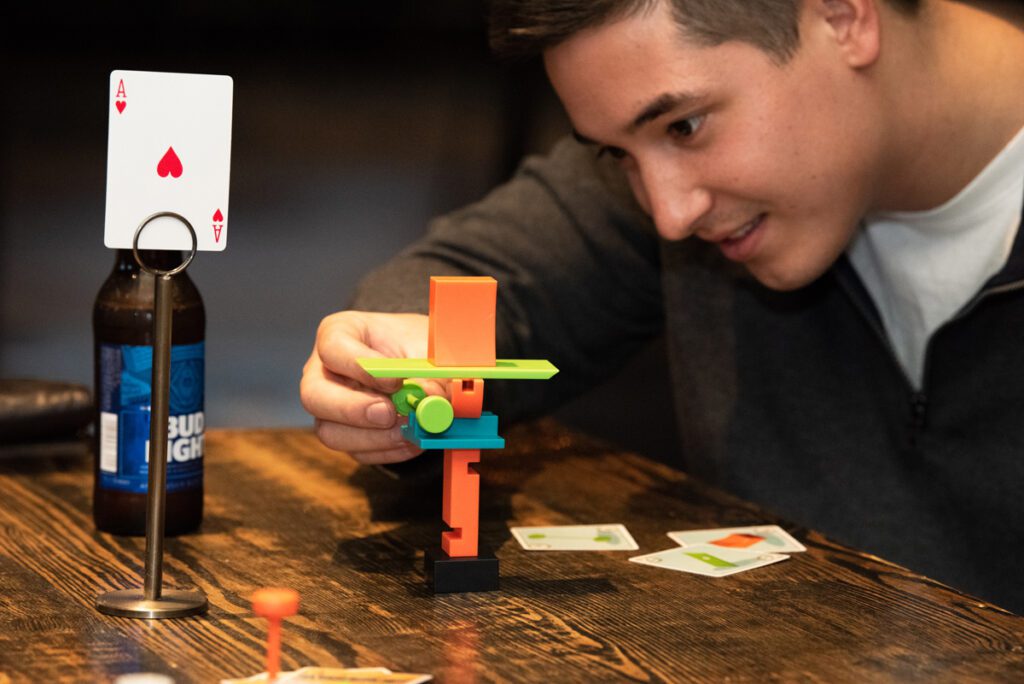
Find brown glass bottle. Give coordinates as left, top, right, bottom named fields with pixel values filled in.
left=93, top=249, right=205, bottom=536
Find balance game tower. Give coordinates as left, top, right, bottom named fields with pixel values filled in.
left=358, top=276, right=558, bottom=592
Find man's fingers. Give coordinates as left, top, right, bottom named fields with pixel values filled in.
left=302, top=311, right=440, bottom=459
left=301, top=362, right=398, bottom=428
left=316, top=315, right=402, bottom=393
left=349, top=445, right=425, bottom=466
left=410, top=377, right=449, bottom=398
left=314, top=418, right=416, bottom=455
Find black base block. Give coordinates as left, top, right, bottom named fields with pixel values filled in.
left=424, top=546, right=499, bottom=593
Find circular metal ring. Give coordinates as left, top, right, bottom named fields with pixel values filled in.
left=132, top=212, right=198, bottom=276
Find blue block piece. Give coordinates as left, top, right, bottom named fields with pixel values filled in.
left=403, top=411, right=506, bottom=450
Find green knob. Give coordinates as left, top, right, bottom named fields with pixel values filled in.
left=415, top=395, right=454, bottom=434
left=391, top=381, right=427, bottom=417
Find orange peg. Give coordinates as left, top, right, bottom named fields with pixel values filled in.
left=252, top=587, right=300, bottom=682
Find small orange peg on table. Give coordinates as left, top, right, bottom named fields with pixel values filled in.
left=252, top=587, right=300, bottom=682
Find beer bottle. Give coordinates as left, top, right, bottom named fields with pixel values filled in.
left=93, top=249, right=205, bottom=536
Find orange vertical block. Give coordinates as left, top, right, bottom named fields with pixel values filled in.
left=441, top=449, right=481, bottom=557
left=450, top=378, right=484, bottom=419
left=428, top=276, right=497, bottom=367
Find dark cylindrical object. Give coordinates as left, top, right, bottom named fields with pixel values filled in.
left=93, top=249, right=205, bottom=537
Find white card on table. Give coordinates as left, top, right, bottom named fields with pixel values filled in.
left=667, top=525, right=806, bottom=554
left=105, top=69, right=233, bottom=251
left=629, top=544, right=789, bottom=578
left=220, top=667, right=432, bottom=683
left=510, top=524, right=639, bottom=551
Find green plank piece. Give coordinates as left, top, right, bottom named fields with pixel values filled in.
left=358, top=358, right=558, bottom=380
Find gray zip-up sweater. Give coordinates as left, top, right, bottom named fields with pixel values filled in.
left=352, top=137, right=1024, bottom=613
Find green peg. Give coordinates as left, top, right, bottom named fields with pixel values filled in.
left=390, top=381, right=454, bottom=434
left=391, top=381, right=426, bottom=417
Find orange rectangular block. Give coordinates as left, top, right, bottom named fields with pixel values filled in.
left=450, top=378, right=484, bottom=419
left=428, top=276, right=496, bottom=367
left=441, top=448, right=481, bottom=557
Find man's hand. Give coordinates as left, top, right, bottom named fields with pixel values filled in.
left=301, top=311, right=443, bottom=465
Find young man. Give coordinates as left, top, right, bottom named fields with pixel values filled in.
left=301, top=0, right=1024, bottom=611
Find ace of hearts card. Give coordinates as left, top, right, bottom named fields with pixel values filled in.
left=104, top=70, right=233, bottom=252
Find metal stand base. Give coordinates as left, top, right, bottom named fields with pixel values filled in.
left=96, top=589, right=208, bottom=619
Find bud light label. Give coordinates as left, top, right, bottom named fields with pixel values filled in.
left=98, top=342, right=204, bottom=494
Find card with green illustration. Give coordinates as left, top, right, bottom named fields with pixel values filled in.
left=629, top=544, right=789, bottom=577
left=511, top=524, right=639, bottom=551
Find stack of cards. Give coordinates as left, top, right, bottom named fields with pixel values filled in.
left=629, top=525, right=805, bottom=577
left=221, top=666, right=432, bottom=683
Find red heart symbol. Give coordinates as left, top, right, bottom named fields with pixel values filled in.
left=115, top=100, right=126, bottom=114
left=156, top=147, right=183, bottom=179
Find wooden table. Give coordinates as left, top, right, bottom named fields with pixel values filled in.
left=1, top=421, right=1021, bottom=682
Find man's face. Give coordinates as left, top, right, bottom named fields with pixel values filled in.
left=544, top=1, right=885, bottom=290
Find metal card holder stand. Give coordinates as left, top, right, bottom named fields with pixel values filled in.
left=96, top=212, right=208, bottom=619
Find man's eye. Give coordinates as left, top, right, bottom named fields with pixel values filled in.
left=668, top=115, right=705, bottom=139
left=597, top=146, right=627, bottom=160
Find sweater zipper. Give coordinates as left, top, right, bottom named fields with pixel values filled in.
left=840, top=284, right=928, bottom=444
left=839, top=278, right=917, bottom=389
left=917, top=276, right=1024, bottom=390
left=841, top=271, right=1024, bottom=448
left=910, top=278, right=1024, bottom=445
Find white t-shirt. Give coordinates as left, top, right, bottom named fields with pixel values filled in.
left=847, top=126, right=1024, bottom=389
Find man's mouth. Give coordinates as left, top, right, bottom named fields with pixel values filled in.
left=717, top=213, right=767, bottom=262
left=723, top=214, right=765, bottom=243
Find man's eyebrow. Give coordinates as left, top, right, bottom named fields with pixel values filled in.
left=629, top=91, right=703, bottom=132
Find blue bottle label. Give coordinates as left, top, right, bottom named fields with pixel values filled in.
left=98, top=342, right=204, bottom=494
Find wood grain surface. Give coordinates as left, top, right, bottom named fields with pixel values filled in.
left=0, top=421, right=1021, bottom=683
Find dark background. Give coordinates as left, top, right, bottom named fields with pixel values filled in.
left=1, top=2, right=678, bottom=463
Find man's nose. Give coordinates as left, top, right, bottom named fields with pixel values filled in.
left=641, top=164, right=712, bottom=241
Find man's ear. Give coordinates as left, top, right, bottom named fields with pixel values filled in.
left=816, top=0, right=882, bottom=68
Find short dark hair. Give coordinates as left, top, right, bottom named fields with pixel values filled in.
left=490, top=0, right=921, bottom=63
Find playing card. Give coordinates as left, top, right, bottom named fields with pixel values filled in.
left=629, top=544, right=789, bottom=577
left=667, top=525, right=806, bottom=553
left=105, top=70, right=233, bottom=252
left=510, top=524, right=639, bottom=551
